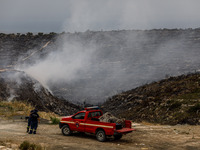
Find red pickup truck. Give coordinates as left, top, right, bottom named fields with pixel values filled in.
left=59, top=107, right=135, bottom=142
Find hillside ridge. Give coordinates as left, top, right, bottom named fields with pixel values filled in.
left=102, top=72, right=200, bottom=125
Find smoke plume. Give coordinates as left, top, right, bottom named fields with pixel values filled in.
left=20, top=29, right=200, bottom=104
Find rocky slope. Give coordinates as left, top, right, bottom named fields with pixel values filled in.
left=102, top=73, right=200, bottom=125
left=1, top=29, right=200, bottom=104
left=0, top=70, right=80, bottom=115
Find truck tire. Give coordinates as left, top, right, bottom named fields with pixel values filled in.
left=114, top=134, right=122, bottom=140
left=62, top=125, right=72, bottom=136
left=96, top=130, right=106, bottom=142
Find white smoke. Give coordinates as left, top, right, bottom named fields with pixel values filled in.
left=23, top=39, right=97, bottom=86
left=8, top=89, right=17, bottom=102
left=19, top=29, right=200, bottom=104
left=63, top=0, right=200, bottom=32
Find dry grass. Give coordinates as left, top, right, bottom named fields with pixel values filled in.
left=39, top=111, right=59, bottom=121
left=141, top=121, right=161, bottom=126
left=0, top=101, right=59, bottom=120
left=19, top=140, right=44, bottom=150
left=0, top=101, right=33, bottom=118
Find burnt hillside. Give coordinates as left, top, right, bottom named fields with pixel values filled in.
left=0, top=70, right=80, bottom=115
left=0, top=32, right=58, bottom=67
left=1, top=29, right=200, bottom=104
left=102, top=73, right=200, bottom=125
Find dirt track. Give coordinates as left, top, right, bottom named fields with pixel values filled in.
left=0, top=118, right=200, bottom=150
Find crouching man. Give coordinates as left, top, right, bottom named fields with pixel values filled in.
left=27, top=109, right=40, bottom=134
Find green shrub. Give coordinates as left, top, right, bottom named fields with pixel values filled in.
left=50, top=117, right=60, bottom=124
left=19, top=141, right=42, bottom=150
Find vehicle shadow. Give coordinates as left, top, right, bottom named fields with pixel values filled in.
left=66, top=132, right=132, bottom=143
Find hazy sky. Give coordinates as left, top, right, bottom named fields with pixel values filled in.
left=0, top=0, right=200, bottom=33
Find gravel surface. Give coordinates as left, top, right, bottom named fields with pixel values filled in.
left=0, top=119, right=200, bottom=150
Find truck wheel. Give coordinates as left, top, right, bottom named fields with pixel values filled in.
left=62, top=125, right=72, bottom=136
left=96, top=130, right=106, bottom=142
left=114, top=134, right=122, bottom=140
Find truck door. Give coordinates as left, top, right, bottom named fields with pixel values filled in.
left=85, top=111, right=102, bottom=133
left=71, top=112, right=86, bottom=132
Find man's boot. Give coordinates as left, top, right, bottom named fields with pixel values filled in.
left=27, top=127, right=29, bottom=133
left=33, top=130, right=36, bottom=134
left=29, top=129, right=32, bottom=134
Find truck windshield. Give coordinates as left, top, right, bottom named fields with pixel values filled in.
left=73, top=112, right=85, bottom=119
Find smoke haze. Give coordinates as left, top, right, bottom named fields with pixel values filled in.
left=20, top=29, right=200, bottom=104
left=24, top=38, right=96, bottom=85
left=0, top=0, right=200, bottom=32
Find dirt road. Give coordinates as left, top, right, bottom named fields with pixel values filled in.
left=0, top=118, right=200, bottom=150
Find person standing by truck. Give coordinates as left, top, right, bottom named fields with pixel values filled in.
left=27, top=110, right=34, bottom=133
left=27, top=109, right=40, bottom=134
